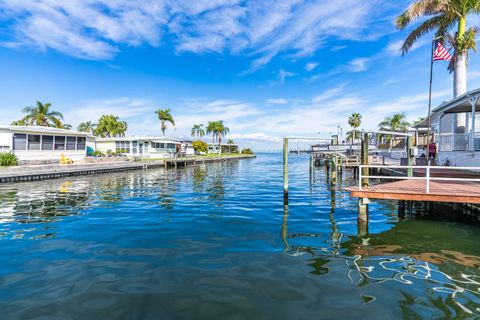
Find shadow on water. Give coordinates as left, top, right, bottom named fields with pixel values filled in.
left=0, top=153, right=479, bottom=318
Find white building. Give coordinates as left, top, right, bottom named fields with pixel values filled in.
left=208, top=143, right=239, bottom=154
left=95, top=136, right=181, bottom=158
left=418, top=88, right=480, bottom=166
left=0, top=125, right=91, bottom=163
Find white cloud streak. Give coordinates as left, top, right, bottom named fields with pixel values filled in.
left=0, top=0, right=394, bottom=67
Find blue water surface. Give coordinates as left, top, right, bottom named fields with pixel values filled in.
left=0, top=153, right=479, bottom=319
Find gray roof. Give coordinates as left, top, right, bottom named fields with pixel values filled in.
left=0, top=125, right=89, bottom=136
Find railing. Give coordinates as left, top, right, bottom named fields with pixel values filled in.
left=358, top=165, right=480, bottom=193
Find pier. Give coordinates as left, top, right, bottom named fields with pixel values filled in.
left=0, top=155, right=255, bottom=183
left=345, top=165, right=480, bottom=204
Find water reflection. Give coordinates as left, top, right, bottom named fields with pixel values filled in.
left=0, top=154, right=479, bottom=318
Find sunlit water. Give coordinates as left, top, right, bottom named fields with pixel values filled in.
left=0, top=153, right=479, bottom=319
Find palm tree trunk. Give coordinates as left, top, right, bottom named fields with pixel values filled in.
left=454, top=17, right=468, bottom=133
left=218, top=136, right=222, bottom=154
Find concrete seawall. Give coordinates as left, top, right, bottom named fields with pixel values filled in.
left=0, top=155, right=256, bottom=183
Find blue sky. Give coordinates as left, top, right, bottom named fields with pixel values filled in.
left=2, top=0, right=480, bottom=151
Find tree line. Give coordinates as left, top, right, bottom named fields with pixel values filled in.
left=11, top=102, right=235, bottom=151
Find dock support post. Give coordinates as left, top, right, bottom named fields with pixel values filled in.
left=406, top=136, right=413, bottom=177
left=361, top=132, right=369, bottom=187
left=358, top=198, right=369, bottom=237
left=283, top=138, right=289, bottom=203
left=330, top=155, right=337, bottom=186
left=398, top=200, right=406, bottom=219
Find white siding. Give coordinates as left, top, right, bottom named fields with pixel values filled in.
left=438, top=151, right=480, bottom=167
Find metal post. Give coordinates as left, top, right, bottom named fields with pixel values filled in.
left=283, top=138, right=289, bottom=201
left=406, top=136, right=413, bottom=177
left=361, top=132, right=369, bottom=187
left=426, top=166, right=430, bottom=193
left=470, top=98, right=477, bottom=151
left=427, top=38, right=436, bottom=146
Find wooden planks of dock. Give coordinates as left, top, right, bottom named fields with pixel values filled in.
left=345, top=179, right=480, bottom=204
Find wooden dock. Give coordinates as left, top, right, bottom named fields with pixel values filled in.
left=0, top=155, right=255, bottom=183
left=346, top=179, right=480, bottom=204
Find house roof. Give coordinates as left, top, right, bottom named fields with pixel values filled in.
left=96, top=136, right=180, bottom=143
left=0, top=125, right=89, bottom=136
left=431, top=88, right=480, bottom=114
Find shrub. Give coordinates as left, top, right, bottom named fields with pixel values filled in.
left=241, top=148, right=254, bottom=155
left=192, top=140, right=208, bottom=153
left=0, top=152, right=17, bottom=166
left=93, top=150, right=104, bottom=157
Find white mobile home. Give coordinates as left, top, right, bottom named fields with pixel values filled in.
left=95, top=136, right=181, bottom=158
left=421, top=88, right=480, bottom=166
left=0, top=125, right=89, bottom=163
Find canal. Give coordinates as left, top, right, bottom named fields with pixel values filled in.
left=0, top=153, right=479, bottom=318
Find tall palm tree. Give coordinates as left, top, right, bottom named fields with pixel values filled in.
left=191, top=124, right=205, bottom=138
left=378, top=113, right=411, bottom=146
left=226, top=139, right=235, bottom=153
left=21, top=101, right=64, bottom=127
left=396, top=0, right=480, bottom=98
left=77, top=121, right=97, bottom=133
left=216, top=121, right=230, bottom=154
left=348, top=113, right=362, bottom=144
left=95, top=115, right=128, bottom=138
left=206, top=121, right=230, bottom=154
left=206, top=121, right=218, bottom=145
left=155, top=109, right=175, bottom=136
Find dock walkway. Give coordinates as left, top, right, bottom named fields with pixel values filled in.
left=345, top=165, right=480, bottom=204
left=346, top=180, right=480, bottom=204
left=0, top=155, right=255, bottom=183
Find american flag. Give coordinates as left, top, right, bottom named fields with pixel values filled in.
left=433, top=42, right=452, bottom=61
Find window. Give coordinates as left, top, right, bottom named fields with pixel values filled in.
left=115, top=141, right=130, bottom=153
left=42, top=135, right=54, bottom=150
left=54, top=136, right=65, bottom=150
left=28, top=135, right=41, bottom=150
left=144, top=142, right=149, bottom=152
left=66, top=136, right=76, bottom=150
left=167, top=143, right=176, bottom=149
left=77, top=137, right=86, bottom=150
left=13, top=133, right=27, bottom=150
left=0, top=146, right=10, bottom=152
left=132, top=141, right=138, bottom=154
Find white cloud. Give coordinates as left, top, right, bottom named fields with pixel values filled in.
left=266, top=98, right=288, bottom=105
left=228, top=132, right=281, bottom=143
left=305, top=62, right=318, bottom=72
left=347, top=57, right=369, bottom=72
left=278, top=69, right=295, bottom=84
left=64, top=97, right=154, bottom=129
left=0, top=0, right=395, bottom=67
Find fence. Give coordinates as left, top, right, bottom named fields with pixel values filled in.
left=358, top=164, right=480, bottom=194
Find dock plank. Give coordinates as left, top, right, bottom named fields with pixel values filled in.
left=345, top=179, right=480, bottom=204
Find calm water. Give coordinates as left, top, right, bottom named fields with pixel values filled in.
left=0, top=153, right=479, bottom=319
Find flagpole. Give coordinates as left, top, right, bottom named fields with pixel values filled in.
left=426, top=38, right=435, bottom=146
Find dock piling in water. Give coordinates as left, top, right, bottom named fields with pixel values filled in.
left=283, top=138, right=289, bottom=201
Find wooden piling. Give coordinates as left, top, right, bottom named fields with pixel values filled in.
left=406, top=136, right=413, bottom=177
left=283, top=138, right=289, bottom=201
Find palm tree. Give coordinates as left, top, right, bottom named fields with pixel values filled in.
left=396, top=0, right=480, bottom=98
left=345, top=130, right=361, bottom=144
left=378, top=113, right=411, bottom=147
left=191, top=124, right=205, bottom=138
left=348, top=113, right=362, bottom=144
left=10, top=119, right=27, bottom=126
left=206, top=121, right=230, bottom=154
left=21, top=101, right=64, bottom=127
left=216, top=121, right=230, bottom=154
left=226, top=139, right=234, bottom=153
left=95, top=115, right=128, bottom=138
left=62, top=124, right=72, bottom=130
left=206, top=121, right=218, bottom=146
left=155, top=109, right=175, bottom=136
left=77, top=121, right=97, bottom=133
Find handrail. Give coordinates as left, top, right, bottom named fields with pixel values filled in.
left=358, top=164, right=480, bottom=193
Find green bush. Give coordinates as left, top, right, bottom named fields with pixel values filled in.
left=192, top=140, right=208, bottom=153
left=0, top=152, right=17, bottom=166
left=92, top=150, right=104, bottom=157
left=241, top=148, right=254, bottom=155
